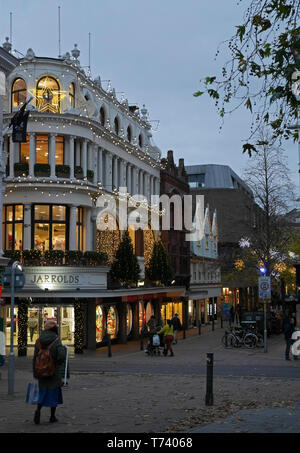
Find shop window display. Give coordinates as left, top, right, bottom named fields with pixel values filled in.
left=139, top=301, right=145, bottom=333
left=96, top=305, right=105, bottom=343
left=126, top=304, right=133, bottom=336
left=33, top=204, right=67, bottom=251
left=106, top=306, right=118, bottom=339
left=145, top=302, right=154, bottom=322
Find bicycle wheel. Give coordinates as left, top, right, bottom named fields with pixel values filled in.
left=244, top=333, right=257, bottom=348
left=256, top=334, right=264, bottom=347
left=222, top=333, right=237, bottom=348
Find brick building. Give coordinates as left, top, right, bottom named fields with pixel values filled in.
left=185, top=164, right=264, bottom=311
left=159, top=150, right=190, bottom=327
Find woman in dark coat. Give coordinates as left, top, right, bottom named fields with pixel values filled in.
left=32, top=320, right=67, bottom=424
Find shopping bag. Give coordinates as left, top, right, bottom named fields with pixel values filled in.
left=25, top=382, right=39, bottom=405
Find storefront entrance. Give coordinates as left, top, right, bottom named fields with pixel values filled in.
left=161, top=302, right=183, bottom=325
left=5, top=304, right=74, bottom=347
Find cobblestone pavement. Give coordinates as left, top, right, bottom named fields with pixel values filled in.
left=1, top=323, right=300, bottom=433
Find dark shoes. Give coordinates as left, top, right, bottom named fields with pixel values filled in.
left=50, top=416, right=58, bottom=423
left=170, top=352, right=174, bottom=357
left=34, top=410, right=40, bottom=425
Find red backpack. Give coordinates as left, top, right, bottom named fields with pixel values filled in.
left=34, top=338, right=58, bottom=379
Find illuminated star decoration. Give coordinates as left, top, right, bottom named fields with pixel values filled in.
left=29, top=77, right=67, bottom=114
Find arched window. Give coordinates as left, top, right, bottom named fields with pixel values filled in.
left=69, top=82, right=75, bottom=108
left=11, top=78, right=27, bottom=111
left=127, top=126, right=132, bottom=143
left=99, top=107, right=105, bottom=126
left=114, top=117, right=119, bottom=135
left=138, top=134, right=143, bottom=148
left=36, top=76, right=60, bottom=113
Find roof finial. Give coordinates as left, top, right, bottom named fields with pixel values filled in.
left=3, top=37, right=12, bottom=53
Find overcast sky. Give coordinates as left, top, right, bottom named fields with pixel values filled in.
left=0, top=0, right=299, bottom=196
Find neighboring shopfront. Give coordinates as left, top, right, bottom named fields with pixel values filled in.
left=161, top=300, right=183, bottom=325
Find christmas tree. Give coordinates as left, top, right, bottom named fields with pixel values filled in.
left=109, top=230, right=140, bottom=286
left=145, top=239, right=174, bottom=286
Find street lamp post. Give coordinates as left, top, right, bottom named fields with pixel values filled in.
left=5, top=261, right=25, bottom=395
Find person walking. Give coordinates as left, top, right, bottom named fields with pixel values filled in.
left=158, top=320, right=174, bottom=356
left=28, top=313, right=38, bottom=342
left=283, top=317, right=295, bottom=361
left=171, top=313, right=181, bottom=345
left=32, top=320, right=67, bottom=424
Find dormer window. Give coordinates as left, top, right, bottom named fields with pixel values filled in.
left=11, top=78, right=27, bottom=111
left=127, top=126, right=132, bottom=143
left=69, top=82, right=75, bottom=108
left=99, top=107, right=105, bottom=126
left=36, top=76, right=60, bottom=113
left=138, top=134, right=143, bottom=148
left=114, top=117, right=119, bottom=135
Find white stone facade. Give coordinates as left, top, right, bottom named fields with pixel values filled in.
left=2, top=47, right=161, bottom=253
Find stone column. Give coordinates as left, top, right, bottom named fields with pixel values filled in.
left=49, top=133, right=57, bottom=178
left=117, top=302, right=127, bottom=344
left=23, top=203, right=32, bottom=249
left=97, top=148, right=103, bottom=184
left=82, top=139, right=87, bottom=178
left=69, top=135, right=75, bottom=179
left=133, top=167, right=139, bottom=195
left=119, top=159, right=126, bottom=188
left=29, top=133, right=36, bottom=177
left=139, top=170, right=143, bottom=195
left=113, top=156, right=118, bottom=190
left=75, top=139, right=81, bottom=167
left=91, top=144, right=97, bottom=184
left=145, top=173, right=150, bottom=202
left=69, top=205, right=77, bottom=250
left=149, top=175, right=153, bottom=198
left=106, top=152, right=113, bottom=191
left=127, top=164, right=132, bottom=195
left=9, top=136, right=14, bottom=178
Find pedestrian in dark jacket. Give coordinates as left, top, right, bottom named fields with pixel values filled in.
left=284, top=317, right=295, bottom=361
left=32, top=320, right=67, bottom=424
left=171, top=313, right=181, bottom=344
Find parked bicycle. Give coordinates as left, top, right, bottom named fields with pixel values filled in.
left=222, top=326, right=258, bottom=349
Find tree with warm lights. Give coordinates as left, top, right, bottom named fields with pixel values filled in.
left=109, top=230, right=140, bottom=287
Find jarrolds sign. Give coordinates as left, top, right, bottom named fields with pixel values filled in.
left=23, top=266, right=108, bottom=291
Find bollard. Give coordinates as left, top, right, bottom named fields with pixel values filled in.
left=225, top=331, right=228, bottom=347
left=198, top=321, right=201, bottom=335
left=107, top=333, right=112, bottom=357
left=205, top=353, right=214, bottom=406
left=221, top=315, right=223, bottom=329
left=183, top=328, right=186, bottom=340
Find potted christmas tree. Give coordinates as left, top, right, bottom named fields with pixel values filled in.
left=109, top=230, right=140, bottom=287
left=145, top=239, right=174, bottom=286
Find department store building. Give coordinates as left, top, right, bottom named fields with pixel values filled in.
left=0, top=41, right=185, bottom=353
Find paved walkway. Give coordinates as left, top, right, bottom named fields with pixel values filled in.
left=1, top=321, right=300, bottom=433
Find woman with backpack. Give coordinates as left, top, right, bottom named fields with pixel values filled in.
left=32, top=320, right=68, bottom=425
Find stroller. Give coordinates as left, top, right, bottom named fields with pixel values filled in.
left=145, top=332, right=161, bottom=356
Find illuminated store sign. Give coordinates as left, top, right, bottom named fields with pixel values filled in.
left=21, top=267, right=108, bottom=292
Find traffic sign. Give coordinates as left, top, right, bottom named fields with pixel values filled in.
left=258, top=276, right=271, bottom=300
